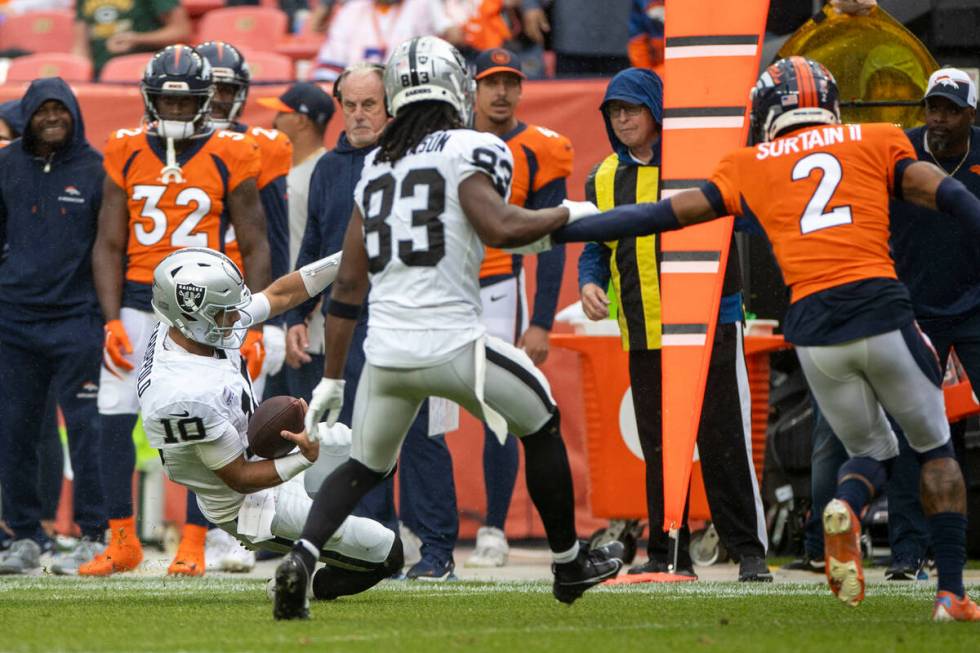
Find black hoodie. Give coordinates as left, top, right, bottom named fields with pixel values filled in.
left=0, top=77, right=104, bottom=320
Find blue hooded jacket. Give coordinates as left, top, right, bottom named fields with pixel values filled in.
left=578, top=67, right=742, bottom=324
left=286, top=131, right=373, bottom=329
left=0, top=100, right=24, bottom=137
left=0, top=78, right=104, bottom=321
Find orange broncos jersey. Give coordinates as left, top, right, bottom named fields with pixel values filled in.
left=223, top=125, right=292, bottom=270
left=710, top=122, right=917, bottom=303
left=480, top=123, right=574, bottom=278
left=103, top=127, right=261, bottom=284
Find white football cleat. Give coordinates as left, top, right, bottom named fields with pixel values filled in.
left=466, top=526, right=509, bottom=568
left=205, top=528, right=255, bottom=573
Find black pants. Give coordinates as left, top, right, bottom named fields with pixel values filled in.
left=630, top=322, right=766, bottom=565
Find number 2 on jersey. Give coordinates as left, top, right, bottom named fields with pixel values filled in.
left=792, top=153, right=853, bottom=234
left=132, top=185, right=213, bottom=247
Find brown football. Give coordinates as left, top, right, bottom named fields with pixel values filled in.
left=247, top=395, right=305, bottom=459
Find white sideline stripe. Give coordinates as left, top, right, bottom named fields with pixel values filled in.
left=663, top=116, right=744, bottom=130
left=662, top=334, right=707, bottom=346
left=665, top=44, right=757, bottom=59
left=661, top=261, right=719, bottom=273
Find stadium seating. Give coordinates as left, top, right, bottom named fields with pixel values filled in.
left=5, top=53, right=94, bottom=83
left=196, top=7, right=289, bottom=51
left=239, top=50, right=294, bottom=83
left=0, top=10, right=75, bottom=54
left=99, top=53, right=154, bottom=83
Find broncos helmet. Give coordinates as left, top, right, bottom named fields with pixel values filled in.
left=141, top=45, right=214, bottom=140
left=384, top=36, right=473, bottom=123
left=750, top=56, right=840, bottom=143
left=196, top=41, right=251, bottom=130
left=152, top=248, right=254, bottom=349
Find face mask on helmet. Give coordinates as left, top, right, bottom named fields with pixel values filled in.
left=152, top=248, right=253, bottom=349
left=209, top=79, right=248, bottom=130
left=141, top=47, right=215, bottom=140
left=197, top=41, right=252, bottom=131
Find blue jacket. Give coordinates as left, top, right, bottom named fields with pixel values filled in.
left=0, top=100, right=24, bottom=137
left=286, top=132, right=373, bottom=328
left=0, top=78, right=103, bottom=321
left=890, top=125, right=980, bottom=328
left=577, top=68, right=742, bottom=324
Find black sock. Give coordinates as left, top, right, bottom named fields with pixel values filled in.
left=836, top=478, right=871, bottom=516
left=519, top=412, right=577, bottom=553
left=299, top=458, right=385, bottom=555
left=929, top=512, right=967, bottom=598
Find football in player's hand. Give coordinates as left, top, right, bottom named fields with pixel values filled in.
left=247, top=395, right=306, bottom=459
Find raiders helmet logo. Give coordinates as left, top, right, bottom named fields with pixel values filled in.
left=175, top=283, right=206, bottom=313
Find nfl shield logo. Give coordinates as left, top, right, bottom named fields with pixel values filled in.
left=175, top=283, right=206, bottom=313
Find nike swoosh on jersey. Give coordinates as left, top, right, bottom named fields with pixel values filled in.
left=490, top=294, right=507, bottom=302
left=169, top=410, right=191, bottom=417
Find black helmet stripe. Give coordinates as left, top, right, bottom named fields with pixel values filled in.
left=408, top=37, right=421, bottom=87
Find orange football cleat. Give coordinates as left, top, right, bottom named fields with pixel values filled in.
left=933, top=591, right=980, bottom=622
left=168, top=524, right=207, bottom=577
left=79, top=516, right=143, bottom=576
left=822, top=499, right=865, bottom=607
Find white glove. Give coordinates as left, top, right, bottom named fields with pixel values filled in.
left=315, top=422, right=352, bottom=456
left=504, top=235, right=553, bottom=255
left=561, top=198, right=600, bottom=223
left=305, top=377, right=345, bottom=434
left=261, top=324, right=286, bottom=377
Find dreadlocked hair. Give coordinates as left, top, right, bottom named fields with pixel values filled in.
left=375, top=101, right=463, bottom=164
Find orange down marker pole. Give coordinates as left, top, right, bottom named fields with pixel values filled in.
left=659, top=0, right=771, bottom=539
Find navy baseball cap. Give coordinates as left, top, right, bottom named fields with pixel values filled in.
left=473, top=48, right=526, bottom=81
left=924, top=68, right=977, bottom=109
left=258, top=82, right=335, bottom=126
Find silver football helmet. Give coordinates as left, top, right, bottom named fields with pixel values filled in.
left=151, top=248, right=252, bottom=349
left=384, top=36, right=474, bottom=123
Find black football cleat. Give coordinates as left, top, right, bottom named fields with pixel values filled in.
left=552, top=542, right=624, bottom=605
left=274, top=553, right=311, bottom=620
left=737, top=555, right=773, bottom=582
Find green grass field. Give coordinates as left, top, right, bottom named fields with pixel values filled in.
left=1, top=578, right=977, bottom=653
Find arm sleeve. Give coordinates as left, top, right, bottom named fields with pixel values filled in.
left=527, top=176, right=567, bottom=330
left=554, top=198, right=682, bottom=243
left=193, top=422, right=247, bottom=471
left=577, top=241, right=611, bottom=289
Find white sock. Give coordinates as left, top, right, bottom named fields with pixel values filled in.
left=552, top=541, right=580, bottom=565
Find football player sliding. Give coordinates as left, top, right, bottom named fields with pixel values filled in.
left=550, top=56, right=980, bottom=622
left=87, top=45, right=271, bottom=577
left=138, top=247, right=404, bottom=599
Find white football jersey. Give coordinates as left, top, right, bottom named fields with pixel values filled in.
left=354, top=128, right=514, bottom=368
left=137, top=323, right=258, bottom=523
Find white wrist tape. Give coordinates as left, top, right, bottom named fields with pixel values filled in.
left=300, top=252, right=342, bottom=297
left=245, top=292, right=271, bottom=326
left=274, top=452, right=314, bottom=482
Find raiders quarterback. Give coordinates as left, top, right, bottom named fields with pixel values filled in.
left=138, top=247, right=403, bottom=599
